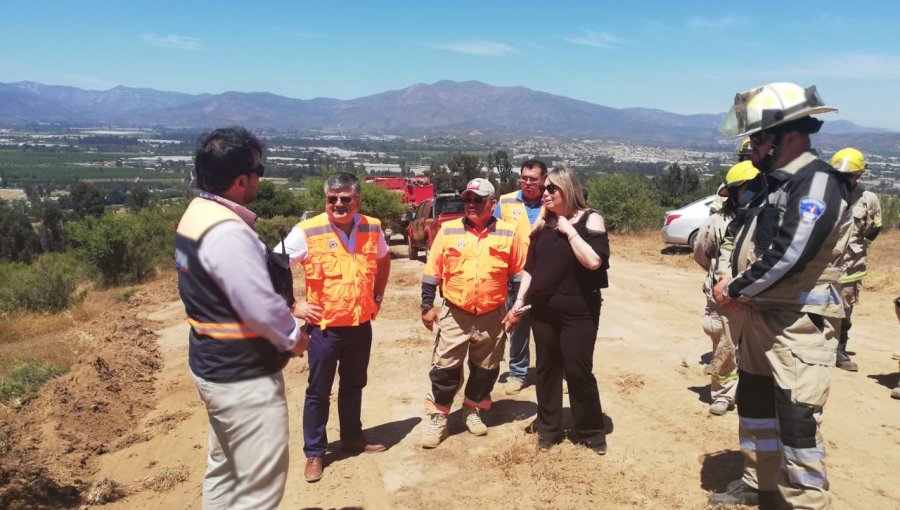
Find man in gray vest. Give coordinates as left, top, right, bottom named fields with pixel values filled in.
left=176, top=126, right=308, bottom=509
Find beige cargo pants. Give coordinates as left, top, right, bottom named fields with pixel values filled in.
left=737, top=306, right=837, bottom=510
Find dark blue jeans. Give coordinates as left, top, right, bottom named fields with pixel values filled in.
left=506, top=290, right=531, bottom=381
left=302, top=321, right=372, bottom=458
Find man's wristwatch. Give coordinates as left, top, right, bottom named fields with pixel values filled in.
left=421, top=303, right=434, bottom=314
left=374, top=294, right=383, bottom=304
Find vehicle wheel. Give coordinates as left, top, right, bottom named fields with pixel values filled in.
left=408, top=237, right=417, bottom=260
left=688, top=230, right=699, bottom=251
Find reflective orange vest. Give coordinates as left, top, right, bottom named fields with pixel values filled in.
left=299, top=213, right=381, bottom=329
left=424, top=217, right=524, bottom=315
left=498, top=191, right=541, bottom=247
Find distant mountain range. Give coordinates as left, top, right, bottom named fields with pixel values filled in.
left=0, top=80, right=894, bottom=149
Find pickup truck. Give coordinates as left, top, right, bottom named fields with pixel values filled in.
left=406, top=192, right=465, bottom=260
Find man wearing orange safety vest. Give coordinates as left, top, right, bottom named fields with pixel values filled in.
left=493, top=159, right=546, bottom=394
left=419, top=178, right=527, bottom=448
left=176, top=127, right=309, bottom=509
left=281, top=172, right=391, bottom=483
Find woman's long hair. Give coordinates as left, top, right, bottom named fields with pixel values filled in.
left=533, top=167, right=589, bottom=233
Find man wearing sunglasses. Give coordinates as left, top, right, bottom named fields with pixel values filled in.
left=279, top=172, right=391, bottom=483
left=711, top=83, right=853, bottom=509
left=176, top=127, right=309, bottom=509
left=494, top=159, right=546, bottom=395
left=420, top=178, right=526, bottom=448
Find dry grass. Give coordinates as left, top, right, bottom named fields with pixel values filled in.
left=142, top=464, right=189, bottom=492
left=611, top=232, right=697, bottom=270
left=863, top=229, right=900, bottom=293
left=0, top=287, right=118, bottom=377
left=379, top=295, right=422, bottom=320
left=615, top=372, right=646, bottom=394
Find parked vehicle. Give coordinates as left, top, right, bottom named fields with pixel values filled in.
left=660, top=195, right=718, bottom=250
left=407, top=192, right=466, bottom=260
left=366, top=176, right=434, bottom=241
left=365, top=176, right=434, bottom=208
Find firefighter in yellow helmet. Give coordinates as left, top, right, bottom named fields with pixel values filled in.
left=694, top=160, right=761, bottom=416
left=831, top=148, right=882, bottom=372
left=710, top=82, right=853, bottom=509
left=736, top=137, right=753, bottom=162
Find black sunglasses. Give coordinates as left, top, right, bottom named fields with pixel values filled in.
left=327, top=195, right=354, bottom=205
left=463, top=195, right=486, bottom=205
left=540, top=183, right=561, bottom=195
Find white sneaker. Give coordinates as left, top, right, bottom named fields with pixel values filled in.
left=709, top=399, right=731, bottom=416
left=421, top=413, right=448, bottom=448
left=505, top=378, right=526, bottom=395
left=463, top=406, right=488, bottom=436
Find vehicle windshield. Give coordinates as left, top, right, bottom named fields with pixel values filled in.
left=434, top=197, right=465, bottom=215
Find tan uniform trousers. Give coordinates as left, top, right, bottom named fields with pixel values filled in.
left=738, top=306, right=837, bottom=510
left=426, top=303, right=507, bottom=413
left=702, top=305, right=738, bottom=404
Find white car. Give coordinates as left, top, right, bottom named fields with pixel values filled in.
left=660, top=195, right=718, bottom=249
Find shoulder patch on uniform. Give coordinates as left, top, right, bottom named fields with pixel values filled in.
left=799, top=197, right=826, bottom=224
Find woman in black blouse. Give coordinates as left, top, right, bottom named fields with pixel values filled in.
left=505, top=167, right=610, bottom=453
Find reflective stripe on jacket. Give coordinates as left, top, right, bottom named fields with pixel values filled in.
left=176, top=198, right=288, bottom=382
left=498, top=191, right=541, bottom=247
left=725, top=152, right=853, bottom=318
left=299, top=213, right=380, bottom=329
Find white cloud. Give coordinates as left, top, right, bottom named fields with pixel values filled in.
left=433, top=40, right=514, bottom=56
left=808, top=53, right=900, bottom=79
left=62, top=74, right=116, bottom=89
left=562, top=30, right=622, bottom=49
left=686, top=15, right=740, bottom=30
left=141, top=34, right=206, bottom=51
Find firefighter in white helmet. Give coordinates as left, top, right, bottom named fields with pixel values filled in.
left=830, top=148, right=882, bottom=372
left=693, top=160, right=761, bottom=416
left=710, top=82, right=853, bottom=509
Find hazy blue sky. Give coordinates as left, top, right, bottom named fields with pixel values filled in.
left=2, top=1, right=899, bottom=129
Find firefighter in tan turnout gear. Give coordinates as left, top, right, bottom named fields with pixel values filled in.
left=709, top=82, right=853, bottom=509
left=693, top=159, right=760, bottom=416
left=829, top=148, right=882, bottom=372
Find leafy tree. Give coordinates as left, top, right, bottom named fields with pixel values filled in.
left=654, top=163, right=701, bottom=208
left=248, top=180, right=303, bottom=219
left=487, top=150, right=516, bottom=194
left=448, top=153, right=482, bottom=189
left=69, top=181, right=105, bottom=219
left=585, top=174, right=664, bottom=233
left=65, top=207, right=179, bottom=285
left=425, top=163, right=452, bottom=193
left=126, top=188, right=152, bottom=212
left=0, top=201, right=40, bottom=263
left=37, top=199, right=66, bottom=252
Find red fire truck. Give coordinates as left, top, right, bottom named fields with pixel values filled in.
left=364, top=176, right=434, bottom=207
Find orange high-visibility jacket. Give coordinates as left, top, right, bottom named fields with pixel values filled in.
left=423, top=217, right=525, bottom=315
left=299, top=213, right=381, bottom=329
left=498, top=191, right=541, bottom=247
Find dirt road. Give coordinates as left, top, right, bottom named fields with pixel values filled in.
left=6, top=245, right=898, bottom=509
left=83, top=247, right=898, bottom=510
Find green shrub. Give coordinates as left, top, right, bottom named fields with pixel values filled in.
left=65, top=207, right=180, bottom=285
left=878, top=193, right=900, bottom=231
left=0, top=252, right=88, bottom=313
left=585, top=174, right=666, bottom=233
left=0, top=357, right=68, bottom=403
left=256, top=215, right=298, bottom=248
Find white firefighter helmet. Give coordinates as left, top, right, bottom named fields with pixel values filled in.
left=719, top=82, right=837, bottom=137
